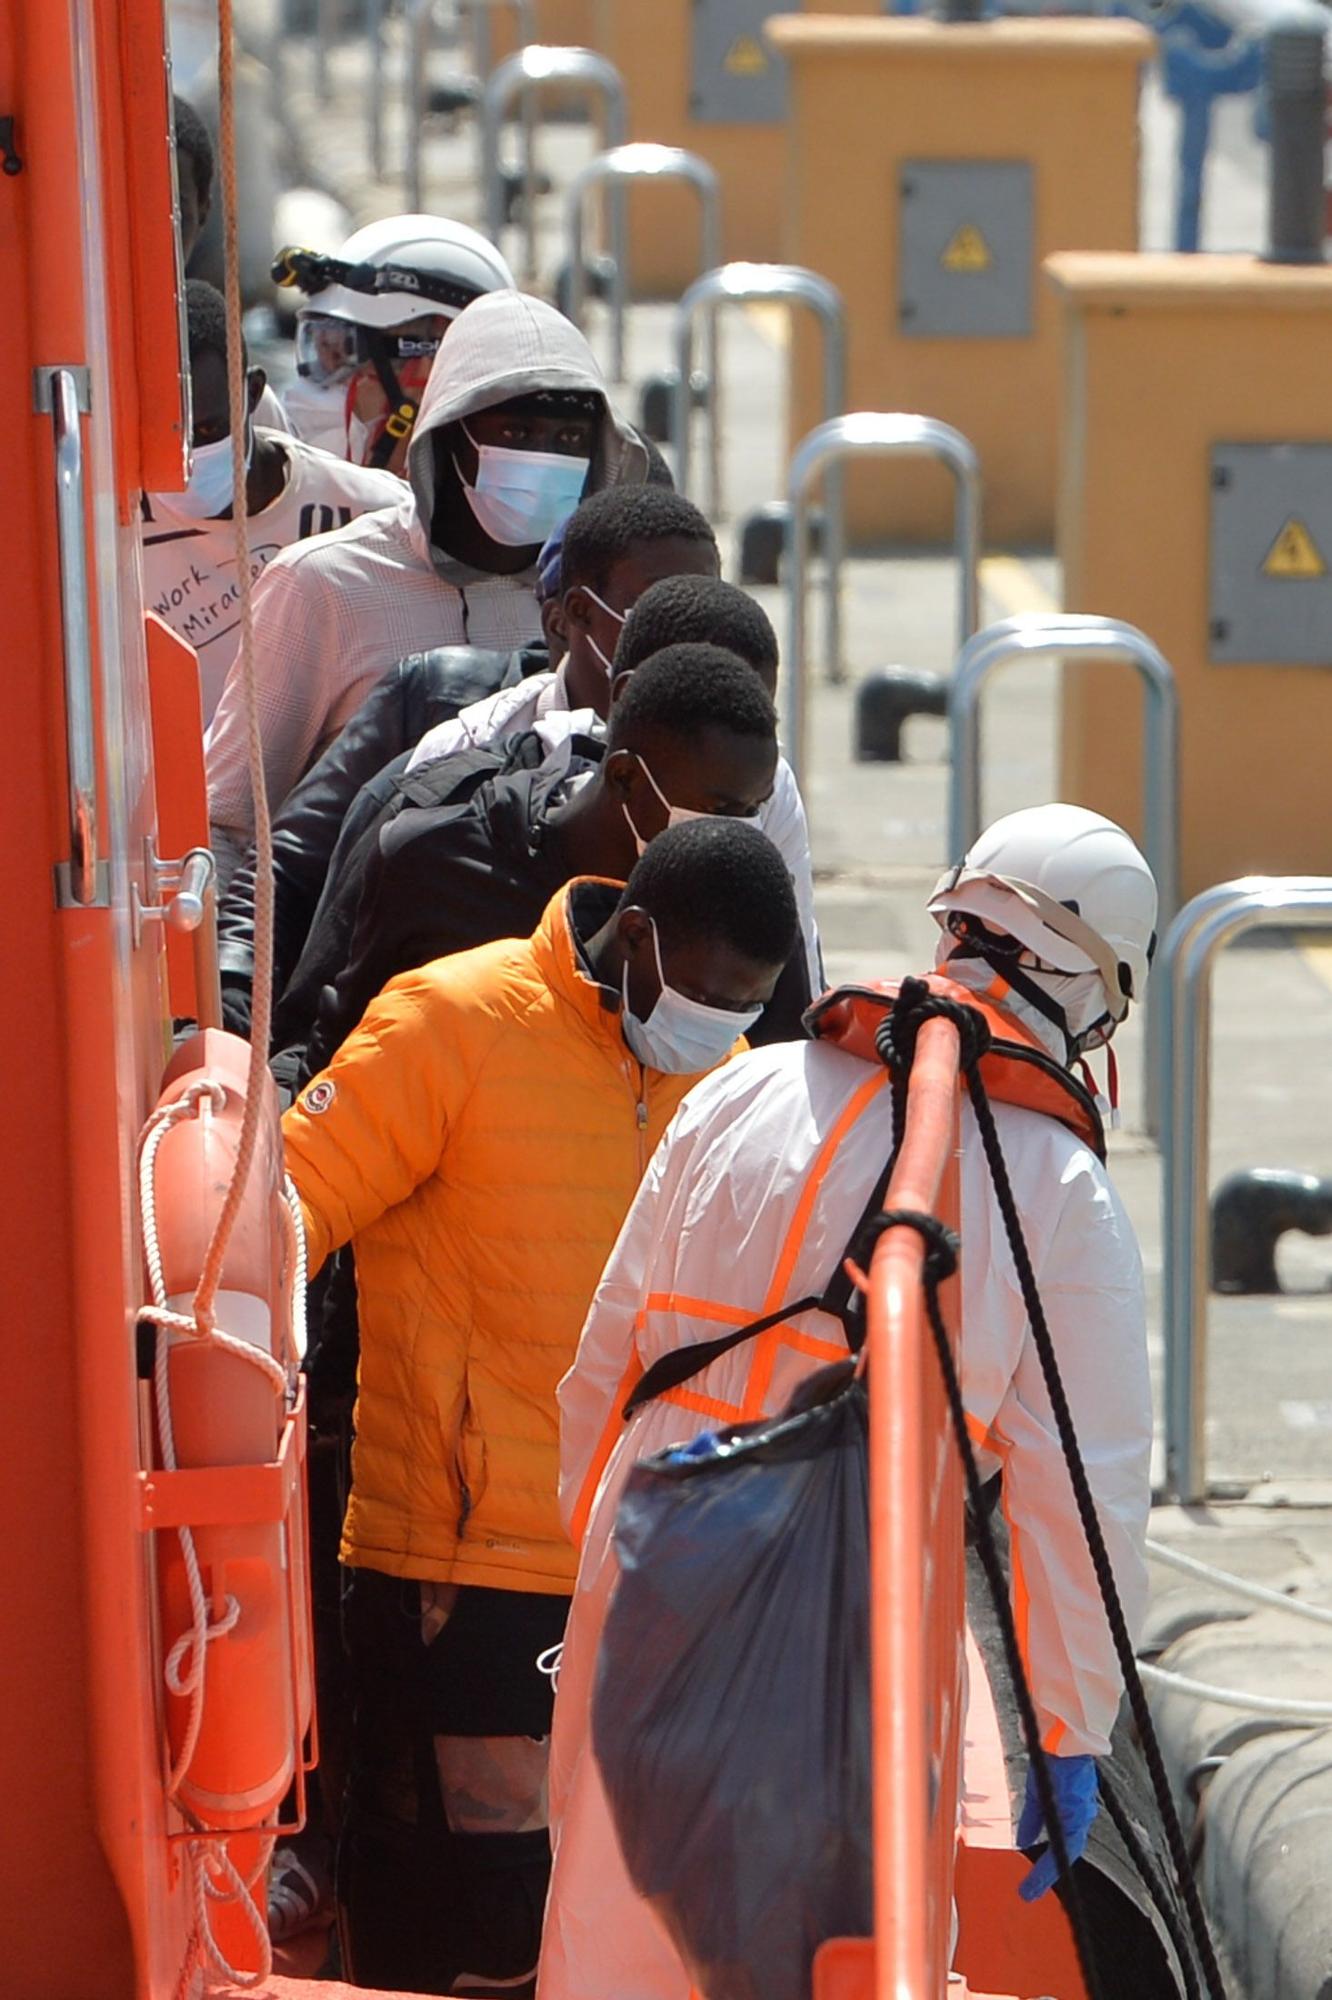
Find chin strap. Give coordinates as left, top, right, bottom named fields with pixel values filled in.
left=362, top=336, right=417, bottom=469
left=952, top=941, right=1077, bottom=1060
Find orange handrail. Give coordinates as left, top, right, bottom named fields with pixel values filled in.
left=868, top=1014, right=965, bottom=2000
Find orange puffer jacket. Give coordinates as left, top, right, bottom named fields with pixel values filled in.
left=283, top=880, right=710, bottom=1593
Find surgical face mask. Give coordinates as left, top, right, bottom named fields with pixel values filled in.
left=456, top=422, right=590, bottom=548
left=171, top=425, right=252, bottom=520
left=346, top=410, right=380, bottom=468
left=581, top=584, right=627, bottom=675
left=937, top=933, right=1114, bottom=1064
left=621, top=919, right=762, bottom=1075
left=284, top=372, right=355, bottom=456
left=621, top=756, right=708, bottom=857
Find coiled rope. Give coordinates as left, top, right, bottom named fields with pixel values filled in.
left=153, top=0, right=287, bottom=1981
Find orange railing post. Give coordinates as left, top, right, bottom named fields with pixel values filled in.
left=814, top=1014, right=966, bottom=2000
left=868, top=1015, right=965, bottom=2000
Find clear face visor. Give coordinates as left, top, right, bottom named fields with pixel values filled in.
left=930, top=862, right=1131, bottom=1021
left=295, top=314, right=444, bottom=385
left=295, top=314, right=362, bottom=384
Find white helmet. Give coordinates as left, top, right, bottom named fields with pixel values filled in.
left=274, top=215, right=514, bottom=338
left=928, top=803, right=1158, bottom=1026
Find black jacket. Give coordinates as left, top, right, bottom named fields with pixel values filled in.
left=275, top=736, right=550, bottom=1063
left=296, top=749, right=813, bottom=1081
left=297, top=754, right=578, bottom=1080
left=217, top=644, right=544, bottom=1036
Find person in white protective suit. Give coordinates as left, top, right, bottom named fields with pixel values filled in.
left=537, top=802, right=1158, bottom=2000
left=274, top=213, right=515, bottom=465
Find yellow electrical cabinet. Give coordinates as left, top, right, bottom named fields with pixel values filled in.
left=1050, top=253, right=1332, bottom=900
left=768, top=15, right=1152, bottom=546
left=589, top=0, right=883, bottom=298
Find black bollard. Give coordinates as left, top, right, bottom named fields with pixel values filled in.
left=1210, top=1167, right=1332, bottom=1293
left=855, top=668, right=949, bottom=763
left=1265, top=16, right=1327, bottom=265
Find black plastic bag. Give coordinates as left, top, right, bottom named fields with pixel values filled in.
left=592, top=1363, right=872, bottom=2000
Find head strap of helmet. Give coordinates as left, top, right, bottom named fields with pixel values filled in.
left=271, top=245, right=484, bottom=316
left=941, top=911, right=1087, bottom=1063
left=932, top=860, right=1134, bottom=1020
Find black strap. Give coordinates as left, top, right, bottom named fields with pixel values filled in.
left=622, top=1147, right=899, bottom=1420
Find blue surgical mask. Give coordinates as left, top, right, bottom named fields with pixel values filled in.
left=456, top=422, right=590, bottom=547
left=169, top=426, right=253, bottom=520
left=621, top=917, right=762, bottom=1075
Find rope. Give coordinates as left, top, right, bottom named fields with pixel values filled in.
left=877, top=980, right=1228, bottom=2000
left=192, top=0, right=277, bottom=1339
left=281, top=1173, right=309, bottom=1369
left=189, top=1830, right=277, bottom=1987
left=1138, top=1660, right=1332, bottom=1721
left=137, top=1087, right=288, bottom=1987
left=1145, top=1537, right=1332, bottom=1628
left=959, top=1025, right=1225, bottom=1995
left=1098, top=1773, right=1202, bottom=2000
left=857, top=1198, right=1106, bottom=2000
left=156, top=9, right=285, bottom=1976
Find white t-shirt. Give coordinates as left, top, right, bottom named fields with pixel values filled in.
left=140, top=430, right=402, bottom=722
left=254, top=383, right=292, bottom=434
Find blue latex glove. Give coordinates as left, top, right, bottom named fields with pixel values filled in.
left=1015, top=1754, right=1099, bottom=1902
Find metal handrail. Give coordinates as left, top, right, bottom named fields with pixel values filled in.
left=671, top=265, right=847, bottom=672
left=944, top=608, right=1176, bottom=892
left=947, top=613, right=1180, bottom=1132
left=35, top=365, right=100, bottom=910
left=866, top=1011, right=964, bottom=1999
left=366, top=0, right=385, bottom=179
left=1161, top=876, right=1332, bottom=1502
left=403, top=1, right=540, bottom=213
left=784, top=413, right=981, bottom=807
left=482, top=48, right=627, bottom=295
left=946, top=615, right=1180, bottom=926
left=406, top=0, right=433, bottom=211
left=566, top=144, right=720, bottom=384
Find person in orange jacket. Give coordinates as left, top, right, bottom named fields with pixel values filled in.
left=282, top=818, right=799, bottom=1999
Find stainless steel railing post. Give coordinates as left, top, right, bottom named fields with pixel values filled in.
left=484, top=48, right=627, bottom=288
left=566, top=145, right=719, bottom=385
left=671, top=264, right=847, bottom=672
left=785, top=413, right=981, bottom=815
left=1161, top=877, right=1332, bottom=1500
left=406, top=0, right=433, bottom=211
left=946, top=613, right=1180, bottom=1131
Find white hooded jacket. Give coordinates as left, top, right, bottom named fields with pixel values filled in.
left=538, top=1027, right=1151, bottom=2000
left=205, top=292, right=646, bottom=878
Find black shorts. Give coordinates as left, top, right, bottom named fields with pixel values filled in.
left=343, top=1568, right=571, bottom=1742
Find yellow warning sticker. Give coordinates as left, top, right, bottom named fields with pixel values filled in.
left=724, top=34, right=768, bottom=76
left=941, top=223, right=992, bottom=274
left=1262, top=516, right=1327, bottom=580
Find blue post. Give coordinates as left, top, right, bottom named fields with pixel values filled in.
left=1162, top=19, right=1264, bottom=252
left=1175, top=93, right=1214, bottom=252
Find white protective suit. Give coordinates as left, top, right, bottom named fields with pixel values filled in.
left=205, top=291, right=647, bottom=879
left=538, top=989, right=1151, bottom=2000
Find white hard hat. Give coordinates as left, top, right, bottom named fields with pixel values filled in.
left=275, top=215, right=515, bottom=330
left=929, top=803, right=1158, bottom=1021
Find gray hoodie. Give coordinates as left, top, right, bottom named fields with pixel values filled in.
left=405, top=288, right=647, bottom=578
left=206, top=291, right=645, bottom=862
